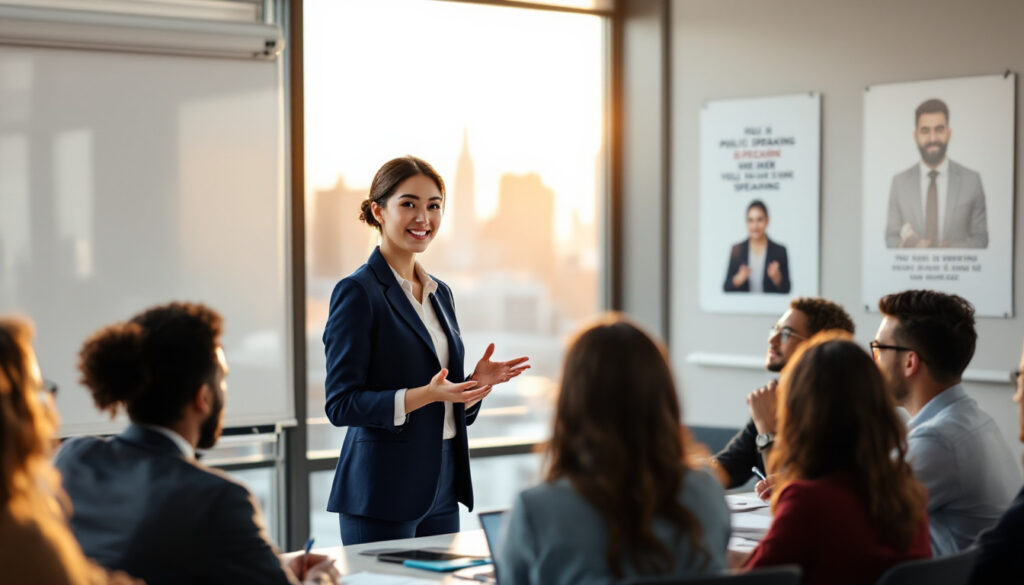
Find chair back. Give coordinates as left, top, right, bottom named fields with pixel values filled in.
left=622, top=565, right=801, bottom=585
left=875, top=547, right=979, bottom=585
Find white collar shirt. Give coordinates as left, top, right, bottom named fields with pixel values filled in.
left=746, top=245, right=766, bottom=293
left=388, top=262, right=455, bottom=440
left=140, top=424, right=196, bottom=460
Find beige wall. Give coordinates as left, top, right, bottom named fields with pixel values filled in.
left=664, top=0, right=1024, bottom=459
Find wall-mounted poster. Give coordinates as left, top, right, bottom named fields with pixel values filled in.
left=698, top=93, right=821, bottom=315
left=861, top=74, right=1015, bottom=317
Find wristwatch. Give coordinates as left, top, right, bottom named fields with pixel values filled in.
left=755, top=432, right=775, bottom=452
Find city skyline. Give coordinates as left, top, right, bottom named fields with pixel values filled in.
left=307, top=134, right=599, bottom=340
left=304, top=0, right=605, bottom=240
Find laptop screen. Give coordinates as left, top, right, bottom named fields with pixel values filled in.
left=479, top=510, right=508, bottom=582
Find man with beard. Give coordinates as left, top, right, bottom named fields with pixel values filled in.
left=873, top=290, right=1017, bottom=556
left=55, top=303, right=340, bottom=585
left=712, top=297, right=854, bottom=489
left=885, top=98, right=988, bottom=248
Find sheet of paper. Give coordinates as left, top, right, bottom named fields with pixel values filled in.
left=726, top=493, right=771, bottom=512
left=728, top=535, right=760, bottom=553
left=730, top=511, right=773, bottom=538
left=341, top=572, right=440, bottom=585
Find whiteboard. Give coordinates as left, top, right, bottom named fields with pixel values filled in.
left=0, top=45, right=291, bottom=435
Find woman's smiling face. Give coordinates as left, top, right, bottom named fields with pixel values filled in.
left=373, top=173, right=444, bottom=257
left=746, top=205, right=768, bottom=241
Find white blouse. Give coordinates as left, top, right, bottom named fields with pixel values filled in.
left=747, top=245, right=766, bottom=293
left=388, top=262, right=456, bottom=440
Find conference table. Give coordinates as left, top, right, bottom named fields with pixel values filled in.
left=317, top=493, right=771, bottom=584
left=323, top=530, right=493, bottom=584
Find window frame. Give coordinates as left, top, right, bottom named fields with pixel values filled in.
left=282, top=0, right=622, bottom=550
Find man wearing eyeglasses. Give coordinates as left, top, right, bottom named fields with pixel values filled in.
left=968, top=342, right=1024, bottom=582
left=712, top=297, right=854, bottom=489
left=873, top=290, right=1017, bottom=557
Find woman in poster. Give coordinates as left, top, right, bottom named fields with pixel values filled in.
left=723, top=200, right=791, bottom=294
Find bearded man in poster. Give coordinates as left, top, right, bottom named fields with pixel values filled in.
left=885, top=98, right=988, bottom=249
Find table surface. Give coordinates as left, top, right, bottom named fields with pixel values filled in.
left=319, top=530, right=490, bottom=584
left=320, top=493, right=772, bottom=583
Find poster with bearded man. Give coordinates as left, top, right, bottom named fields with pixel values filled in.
left=861, top=74, right=1014, bottom=317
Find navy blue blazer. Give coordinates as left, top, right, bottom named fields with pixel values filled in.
left=723, top=237, right=791, bottom=293
left=54, top=425, right=293, bottom=585
left=323, top=247, right=480, bottom=522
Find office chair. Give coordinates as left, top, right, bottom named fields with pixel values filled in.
left=622, top=565, right=801, bottom=585
left=875, top=547, right=979, bottom=585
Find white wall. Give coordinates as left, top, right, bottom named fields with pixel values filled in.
left=666, top=0, right=1024, bottom=459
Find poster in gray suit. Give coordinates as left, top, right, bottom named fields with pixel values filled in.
left=861, top=74, right=1014, bottom=318
left=885, top=99, right=988, bottom=249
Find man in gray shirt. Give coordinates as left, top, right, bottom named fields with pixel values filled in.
left=872, top=290, right=1018, bottom=555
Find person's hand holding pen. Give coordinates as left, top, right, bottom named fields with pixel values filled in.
left=283, top=538, right=343, bottom=585
left=302, top=537, right=315, bottom=579
left=751, top=466, right=776, bottom=502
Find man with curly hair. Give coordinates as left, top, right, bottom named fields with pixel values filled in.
left=712, top=297, right=855, bottom=489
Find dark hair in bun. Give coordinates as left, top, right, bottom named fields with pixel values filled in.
left=359, top=155, right=445, bottom=230
left=78, top=321, right=146, bottom=412
left=78, top=302, right=223, bottom=426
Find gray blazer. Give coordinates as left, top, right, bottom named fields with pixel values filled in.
left=885, top=159, right=988, bottom=248
left=54, top=424, right=296, bottom=585
left=498, top=468, right=730, bottom=585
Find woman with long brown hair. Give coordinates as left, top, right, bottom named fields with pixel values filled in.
left=0, top=317, right=141, bottom=585
left=498, top=314, right=730, bottom=584
left=743, top=332, right=930, bottom=584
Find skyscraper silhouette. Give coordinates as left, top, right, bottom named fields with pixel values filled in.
left=485, top=172, right=556, bottom=286
left=311, top=176, right=372, bottom=278
left=450, top=129, right=477, bottom=261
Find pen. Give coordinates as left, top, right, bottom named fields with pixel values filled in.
left=302, top=537, right=315, bottom=578
left=751, top=466, right=767, bottom=482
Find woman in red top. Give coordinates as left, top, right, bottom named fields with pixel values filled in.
left=743, top=332, right=931, bottom=585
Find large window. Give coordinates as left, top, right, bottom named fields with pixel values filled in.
left=303, top=0, right=608, bottom=545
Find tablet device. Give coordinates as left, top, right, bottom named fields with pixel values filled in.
left=454, top=509, right=508, bottom=584
left=377, top=549, right=473, bottom=563
left=403, top=558, right=491, bottom=572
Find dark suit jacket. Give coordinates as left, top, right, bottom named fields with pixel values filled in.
left=322, top=247, right=479, bottom=522
left=969, top=484, right=1024, bottom=583
left=723, top=238, right=791, bottom=293
left=885, top=159, right=988, bottom=249
left=713, top=418, right=766, bottom=489
left=54, top=425, right=294, bottom=585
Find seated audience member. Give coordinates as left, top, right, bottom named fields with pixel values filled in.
left=0, top=317, right=141, bottom=585
left=499, top=315, right=731, bottom=585
left=743, top=333, right=931, bottom=585
left=968, top=339, right=1024, bottom=583
left=874, top=290, right=1018, bottom=556
left=54, top=303, right=340, bottom=585
left=713, top=297, right=854, bottom=489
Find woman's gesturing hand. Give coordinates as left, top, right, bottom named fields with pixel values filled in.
left=405, top=368, right=492, bottom=414
left=428, top=368, right=491, bottom=404
left=470, top=343, right=530, bottom=387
